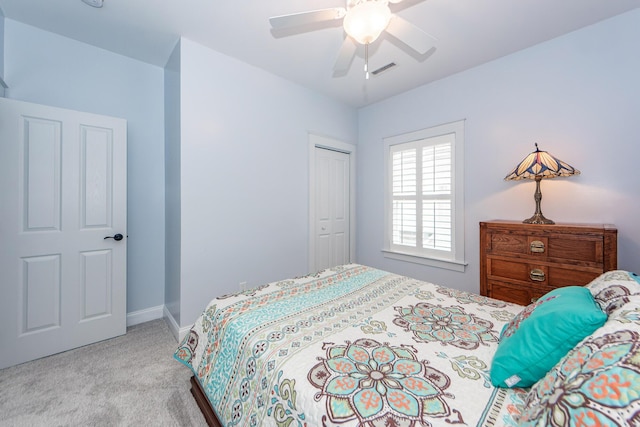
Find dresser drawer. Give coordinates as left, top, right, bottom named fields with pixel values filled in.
left=487, top=232, right=604, bottom=265
left=487, top=258, right=603, bottom=288
left=486, top=280, right=555, bottom=306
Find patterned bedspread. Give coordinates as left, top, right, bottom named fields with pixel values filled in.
left=175, top=264, right=528, bottom=427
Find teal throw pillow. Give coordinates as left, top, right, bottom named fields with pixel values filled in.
left=490, top=286, right=607, bottom=388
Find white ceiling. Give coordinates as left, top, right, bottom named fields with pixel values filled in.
left=1, top=0, right=638, bottom=107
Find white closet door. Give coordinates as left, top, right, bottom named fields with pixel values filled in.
left=315, top=147, right=350, bottom=271
left=0, top=98, right=127, bottom=369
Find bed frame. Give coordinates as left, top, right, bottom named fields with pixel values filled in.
left=190, top=376, right=222, bottom=427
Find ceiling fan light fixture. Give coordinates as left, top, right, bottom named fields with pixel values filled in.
left=343, top=1, right=391, bottom=44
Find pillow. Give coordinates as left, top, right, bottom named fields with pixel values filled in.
left=585, top=270, right=640, bottom=315
left=490, top=286, right=607, bottom=388
left=518, top=290, right=640, bottom=426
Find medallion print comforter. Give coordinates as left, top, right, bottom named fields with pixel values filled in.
left=175, top=264, right=528, bottom=426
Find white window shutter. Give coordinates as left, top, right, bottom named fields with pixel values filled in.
left=384, top=120, right=465, bottom=270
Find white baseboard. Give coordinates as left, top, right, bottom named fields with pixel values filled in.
left=163, top=305, right=193, bottom=342
left=126, top=305, right=164, bottom=327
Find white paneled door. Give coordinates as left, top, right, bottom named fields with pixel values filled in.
left=0, top=98, right=127, bottom=369
left=314, top=147, right=350, bottom=271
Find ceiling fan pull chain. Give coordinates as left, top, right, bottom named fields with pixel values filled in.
left=365, top=43, right=370, bottom=79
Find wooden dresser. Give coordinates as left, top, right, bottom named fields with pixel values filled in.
left=480, top=220, right=617, bottom=305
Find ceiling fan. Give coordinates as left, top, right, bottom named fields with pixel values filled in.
left=269, top=0, right=437, bottom=78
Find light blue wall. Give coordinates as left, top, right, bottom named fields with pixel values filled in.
left=1, top=11, right=4, bottom=79
left=4, top=19, right=166, bottom=315
left=164, top=42, right=181, bottom=325
left=357, top=9, right=640, bottom=293
left=176, top=38, right=358, bottom=326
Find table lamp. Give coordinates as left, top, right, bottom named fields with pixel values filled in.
left=504, top=143, right=580, bottom=224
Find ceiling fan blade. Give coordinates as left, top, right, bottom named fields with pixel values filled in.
left=269, top=8, right=346, bottom=30
left=333, top=37, right=357, bottom=75
left=389, top=0, right=425, bottom=8
left=385, top=15, right=437, bottom=54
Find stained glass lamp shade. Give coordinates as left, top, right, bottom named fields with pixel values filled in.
left=504, top=143, right=580, bottom=224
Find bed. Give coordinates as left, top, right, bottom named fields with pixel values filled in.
left=175, top=264, right=640, bottom=426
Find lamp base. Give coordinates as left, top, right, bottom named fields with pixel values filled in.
left=523, top=213, right=555, bottom=225
left=522, top=175, right=555, bottom=225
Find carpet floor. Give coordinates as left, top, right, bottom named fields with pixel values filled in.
left=0, top=319, right=207, bottom=426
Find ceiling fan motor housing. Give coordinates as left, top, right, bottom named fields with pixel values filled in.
left=347, top=0, right=390, bottom=8
left=343, top=0, right=392, bottom=44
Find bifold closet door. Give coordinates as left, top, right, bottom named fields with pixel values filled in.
left=314, top=147, right=350, bottom=271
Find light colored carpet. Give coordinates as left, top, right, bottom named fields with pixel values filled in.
left=0, top=319, right=207, bottom=426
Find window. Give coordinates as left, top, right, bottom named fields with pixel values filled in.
left=383, top=120, right=465, bottom=271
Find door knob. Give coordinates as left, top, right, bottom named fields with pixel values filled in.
left=104, top=233, right=124, bottom=241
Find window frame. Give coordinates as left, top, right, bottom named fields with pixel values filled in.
left=382, top=120, right=466, bottom=272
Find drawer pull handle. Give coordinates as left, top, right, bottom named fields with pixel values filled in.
left=530, top=240, right=545, bottom=253
left=530, top=269, right=545, bottom=282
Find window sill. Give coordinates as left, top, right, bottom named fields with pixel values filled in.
left=382, top=249, right=467, bottom=272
